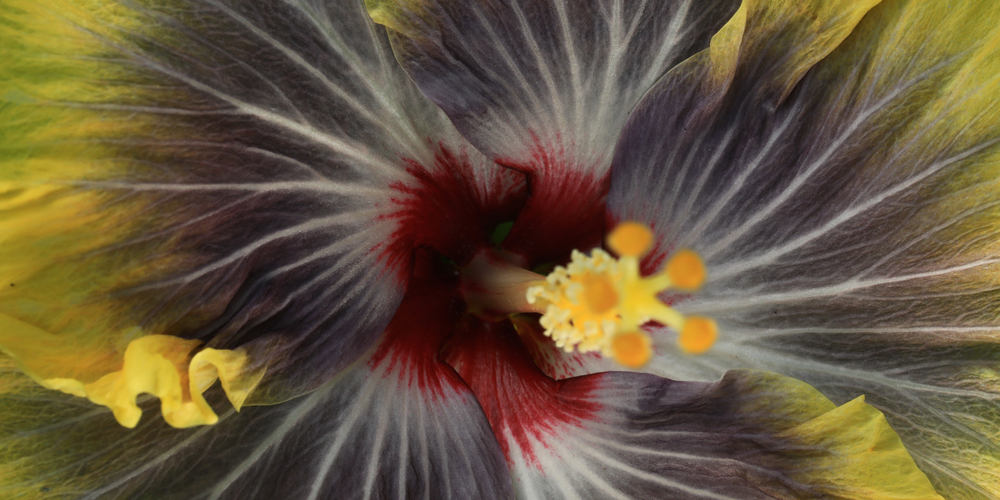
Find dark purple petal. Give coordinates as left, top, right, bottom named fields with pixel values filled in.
left=367, top=0, right=739, bottom=178
left=442, top=318, right=938, bottom=499
left=367, top=0, right=742, bottom=265
left=608, top=1, right=1000, bottom=496
left=0, top=0, right=511, bottom=403
left=0, top=279, right=513, bottom=499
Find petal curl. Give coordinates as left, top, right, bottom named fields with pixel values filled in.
left=0, top=0, right=506, bottom=411
left=0, top=314, right=261, bottom=428
left=0, top=280, right=512, bottom=499
left=608, top=0, right=1000, bottom=496
left=444, top=319, right=941, bottom=499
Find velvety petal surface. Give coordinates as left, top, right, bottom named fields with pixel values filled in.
left=0, top=0, right=509, bottom=409
left=443, top=319, right=940, bottom=499
left=367, top=0, right=740, bottom=175
left=366, top=0, right=743, bottom=262
left=609, top=0, right=1000, bottom=497
left=0, top=278, right=512, bottom=499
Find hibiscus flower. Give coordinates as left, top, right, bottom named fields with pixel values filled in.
left=1, top=0, right=997, bottom=498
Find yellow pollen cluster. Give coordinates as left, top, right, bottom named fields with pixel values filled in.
left=526, top=222, right=717, bottom=368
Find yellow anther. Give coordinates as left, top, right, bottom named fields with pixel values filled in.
left=581, top=274, right=618, bottom=314
left=526, top=222, right=718, bottom=367
left=678, top=316, right=717, bottom=354
left=667, top=249, right=706, bottom=290
left=611, top=331, right=653, bottom=368
left=607, top=221, right=654, bottom=257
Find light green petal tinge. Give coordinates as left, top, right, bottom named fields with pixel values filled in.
left=1, top=2, right=190, bottom=413
left=4, top=0, right=465, bottom=415
left=0, top=353, right=252, bottom=498
left=452, top=320, right=947, bottom=498
left=609, top=0, right=1000, bottom=497
left=1, top=1, right=300, bottom=426
left=733, top=371, right=942, bottom=499
left=769, top=392, right=942, bottom=499
left=1, top=1, right=267, bottom=428
left=705, top=0, right=882, bottom=105
left=364, top=0, right=426, bottom=35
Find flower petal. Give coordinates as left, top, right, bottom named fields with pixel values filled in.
left=608, top=0, right=1000, bottom=496
left=367, top=0, right=738, bottom=176
left=367, top=0, right=742, bottom=262
left=0, top=0, right=505, bottom=409
left=510, top=314, right=621, bottom=380
left=444, top=319, right=940, bottom=499
left=0, top=280, right=512, bottom=499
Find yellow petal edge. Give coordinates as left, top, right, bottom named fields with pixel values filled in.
left=783, top=396, right=944, bottom=499
left=739, top=371, right=944, bottom=499
left=0, top=313, right=263, bottom=428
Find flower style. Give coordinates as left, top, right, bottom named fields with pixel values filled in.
left=1, top=0, right=999, bottom=498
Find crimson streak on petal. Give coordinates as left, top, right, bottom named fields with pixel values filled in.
left=367, top=251, right=468, bottom=398
left=442, top=315, right=939, bottom=499
left=442, top=317, right=602, bottom=466
left=499, top=140, right=609, bottom=266
left=208, top=274, right=514, bottom=499
left=379, top=144, right=527, bottom=268
left=0, top=256, right=515, bottom=499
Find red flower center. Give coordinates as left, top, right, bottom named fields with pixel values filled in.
left=371, top=142, right=609, bottom=464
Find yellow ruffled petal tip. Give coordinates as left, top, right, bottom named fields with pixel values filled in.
left=43, top=335, right=263, bottom=429
left=526, top=221, right=717, bottom=367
